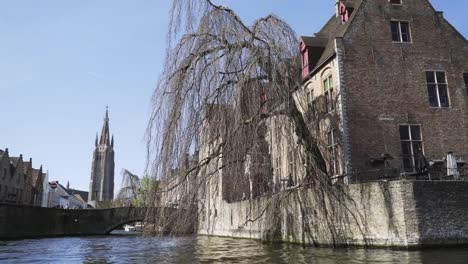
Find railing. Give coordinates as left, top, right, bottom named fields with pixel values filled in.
left=349, top=166, right=468, bottom=184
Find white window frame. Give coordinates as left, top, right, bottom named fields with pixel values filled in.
left=389, top=0, right=402, bottom=5
left=426, top=70, right=450, bottom=108
left=391, top=20, right=412, bottom=43
left=399, top=124, right=424, bottom=172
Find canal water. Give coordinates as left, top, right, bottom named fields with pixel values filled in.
left=1, top=231, right=467, bottom=263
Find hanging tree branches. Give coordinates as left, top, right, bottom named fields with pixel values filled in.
left=145, top=0, right=329, bottom=236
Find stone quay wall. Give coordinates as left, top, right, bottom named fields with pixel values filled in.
left=0, top=205, right=145, bottom=239
left=197, top=181, right=468, bottom=248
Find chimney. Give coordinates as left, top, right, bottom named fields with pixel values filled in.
left=336, top=0, right=341, bottom=17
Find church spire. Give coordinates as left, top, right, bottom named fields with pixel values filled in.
left=99, top=106, right=110, bottom=145
left=111, top=134, right=114, bottom=147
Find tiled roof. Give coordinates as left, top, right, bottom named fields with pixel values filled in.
left=301, top=36, right=328, bottom=48
left=301, top=0, right=363, bottom=78
left=67, top=189, right=89, bottom=203
left=32, top=169, right=42, bottom=186
left=23, top=162, right=31, bottom=174
left=73, top=193, right=87, bottom=204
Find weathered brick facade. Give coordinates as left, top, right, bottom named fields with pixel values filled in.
left=300, top=0, right=468, bottom=180
left=0, top=149, right=43, bottom=206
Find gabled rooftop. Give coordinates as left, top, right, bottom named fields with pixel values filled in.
left=300, top=0, right=363, bottom=80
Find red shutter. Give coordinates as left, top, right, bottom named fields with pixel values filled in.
left=339, top=2, right=349, bottom=23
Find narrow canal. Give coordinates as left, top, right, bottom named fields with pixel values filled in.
left=1, top=231, right=467, bottom=263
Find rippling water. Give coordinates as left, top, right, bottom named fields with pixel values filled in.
left=1, top=231, right=468, bottom=263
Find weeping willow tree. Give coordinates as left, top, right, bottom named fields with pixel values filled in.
left=145, top=0, right=331, bottom=236
left=115, top=169, right=155, bottom=207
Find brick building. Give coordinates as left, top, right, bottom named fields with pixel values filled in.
left=298, top=0, right=467, bottom=182
left=0, top=148, right=45, bottom=206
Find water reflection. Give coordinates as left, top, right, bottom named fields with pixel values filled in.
left=0, top=232, right=468, bottom=263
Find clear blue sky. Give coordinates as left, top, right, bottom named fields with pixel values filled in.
left=0, top=0, right=466, bottom=192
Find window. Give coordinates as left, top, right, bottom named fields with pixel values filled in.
left=399, top=125, right=423, bottom=172
left=426, top=71, right=449, bottom=107
left=338, top=2, right=349, bottom=23
left=306, top=89, right=313, bottom=108
left=391, top=21, right=411, bottom=42
left=463, top=72, right=468, bottom=95
left=390, top=0, right=402, bottom=4
left=323, top=75, right=334, bottom=113
left=327, top=129, right=339, bottom=176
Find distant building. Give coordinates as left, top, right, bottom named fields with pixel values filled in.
left=88, top=108, right=115, bottom=207
left=48, top=181, right=88, bottom=209
left=0, top=148, right=46, bottom=206
left=31, top=167, right=45, bottom=206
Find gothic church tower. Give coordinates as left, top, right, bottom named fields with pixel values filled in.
left=88, top=107, right=115, bottom=207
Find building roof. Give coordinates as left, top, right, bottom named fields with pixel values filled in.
left=32, top=169, right=43, bottom=187
left=301, top=36, right=328, bottom=48
left=52, top=181, right=89, bottom=203
left=9, top=157, right=20, bottom=167
left=301, top=0, right=363, bottom=78
left=66, top=188, right=89, bottom=203
left=73, top=193, right=87, bottom=204
left=23, top=162, right=31, bottom=174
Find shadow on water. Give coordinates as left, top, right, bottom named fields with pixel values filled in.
left=1, top=235, right=468, bottom=263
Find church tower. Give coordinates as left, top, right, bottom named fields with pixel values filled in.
left=88, top=107, right=115, bottom=207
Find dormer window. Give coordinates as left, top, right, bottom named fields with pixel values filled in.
left=390, top=0, right=402, bottom=5
left=338, top=2, right=349, bottom=23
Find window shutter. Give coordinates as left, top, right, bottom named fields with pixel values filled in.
left=339, top=2, right=349, bottom=23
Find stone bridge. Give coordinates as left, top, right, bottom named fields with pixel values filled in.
left=0, top=204, right=147, bottom=239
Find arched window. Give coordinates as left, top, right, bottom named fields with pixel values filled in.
left=323, top=74, right=334, bottom=113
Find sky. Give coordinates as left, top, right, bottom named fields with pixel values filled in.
left=0, top=0, right=466, bottom=193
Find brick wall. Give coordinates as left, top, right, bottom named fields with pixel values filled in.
left=341, top=0, right=468, bottom=171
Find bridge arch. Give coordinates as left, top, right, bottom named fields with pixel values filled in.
left=100, top=207, right=147, bottom=234
left=0, top=204, right=149, bottom=239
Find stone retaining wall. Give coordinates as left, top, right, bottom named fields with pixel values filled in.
left=197, top=181, right=468, bottom=248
